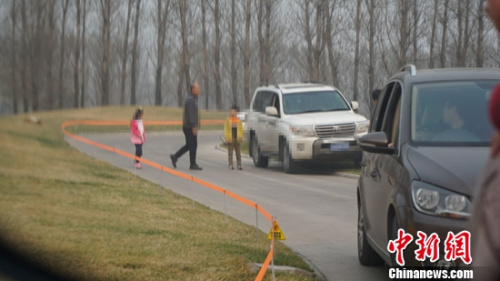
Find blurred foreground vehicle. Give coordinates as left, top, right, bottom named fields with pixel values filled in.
left=357, top=65, right=500, bottom=267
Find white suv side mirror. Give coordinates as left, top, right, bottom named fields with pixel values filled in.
left=351, top=101, right=359, bottom=111
left=265, top=106, right=278, bottom=116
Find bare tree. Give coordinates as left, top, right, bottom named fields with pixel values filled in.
left=243, top=0, right=252, bottom=107
left=154, top=0, right=171, bottom=106
left=325, top=0, right=339, bottom=87
left=257, top=0, right=274, bottom=84
left=28, top=1, right=46, bottom=112
left=58, top=0, right=70, bottom=109
left=100, top=0, right=111, bottom=106
left=119, top=0, right=133, bottom=105
left=130, top=0, right=141, bottom=105
left=476, top=0, right=484, bottom=67
left=439, top=0, right=450, bottom=68
left=230, top=0, right=238, bottom=106
left=214, top=0, right=222, bottom=109
left=80, top=0, right=87, bottom=107
left=201, top=0, right=210, bottom=109
left=45, top=0, right=56, bottom=110
left=398, top=0, right=410, bottom=67
left=365, top=0, right=376, bottom=101
left=429, top=0, right=438, bottom=68
left=179, top=0, right=191, bottom=104
left=74, top=0, right=82, bottom=108
left=412, top=0, right=418, bottom=65
left=20, top=0, right=28, bottom=112
left=353, top=0, right=362, bottom=101
left=10, top=0, right=18, bottom=114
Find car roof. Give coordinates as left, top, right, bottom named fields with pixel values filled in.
left=389, top=67, right=500, bottom=85
left=256, top=83, right=338, bottom=94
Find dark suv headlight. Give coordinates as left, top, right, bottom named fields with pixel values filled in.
left=411, top=181, right=471, bottom=219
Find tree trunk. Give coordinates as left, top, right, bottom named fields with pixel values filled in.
left=353, top=0, right=361, bottom=101
left=264, top=0, right=272, bottom=82
left=100, top=0, right=111, bottom=106
left=325, top=0, right=339, bottom=88
left=20, top=0, right=29, bottom=113
left=366, top=0, right=375, bottom=106
left=439, top=0, right=450, bottom=68
left=412, top=0, right=418, bottom=65
left=258, top=0, right=265, bottom=83
left=476, top=0, right=484, bottom=67
left=456, top=1, right=463, bottom=67
left=176, top=57, right=184, bottom=107
left=130, top=0, right=141, bottom=105
left=74, top=0, right=82, bottom=108
left=399, top=0, right=409, bottom=67
left=462, top=0, right=471, bottom=67
left=202, top=0, right=210, bottom=109
left=243, top=0, right=252, bottom=107
left=30, top=1, right=45, bottom=112
left=81, top=0, right=87, bottom=108
left=10, top=0, right=18, bottom=114
left=58, top=0, right=69, bottom=109
left=155, top=0, right=171, bottom=106
left=429, top=0, right=438, bottom=68
left=303, top=0, right=313, bottom=80
left=230, top=0, right=237, bottom=106
left=45, top=0, right=55, bottom=110
left=120, top=0, right=133, bottom=105
left=214, top=0, right=222, bottom=109
left=179, top=0, right=191, bottom=97
left=10, top=1, right=18, bottom=114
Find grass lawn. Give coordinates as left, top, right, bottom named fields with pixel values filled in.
left=0, top=106, right=319, bottom=281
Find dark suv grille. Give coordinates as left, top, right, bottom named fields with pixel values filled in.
left=314, top=123, right=356, bottom=139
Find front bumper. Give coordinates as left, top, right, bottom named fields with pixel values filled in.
left=289, top=137, right=362, bottom=161
left=398, top=206, right=470, bottom=267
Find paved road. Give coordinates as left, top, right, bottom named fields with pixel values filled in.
left=66, top=130, right=388, bottom=281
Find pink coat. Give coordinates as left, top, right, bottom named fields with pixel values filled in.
left=130, top=119, right=146, bottom=144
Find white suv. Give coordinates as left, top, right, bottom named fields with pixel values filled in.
left=246, top=83, right=369, bottom=173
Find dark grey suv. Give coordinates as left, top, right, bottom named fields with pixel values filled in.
left=357, top=65, right=500, bottom=267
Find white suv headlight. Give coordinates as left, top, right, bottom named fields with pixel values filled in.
left=411, top=181, right=471, bottom=219
left=290, top=125, right=316, bottom=137
left=354, top=120, right=370, bottom=139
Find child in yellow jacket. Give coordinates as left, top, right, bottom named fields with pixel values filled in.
left=224, top=105, right=244, bottom=170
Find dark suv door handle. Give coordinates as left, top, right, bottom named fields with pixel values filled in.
left=370, top=170, right=380, bottom=178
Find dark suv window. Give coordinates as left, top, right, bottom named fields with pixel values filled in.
left=410, top=80, right=495, bottom=146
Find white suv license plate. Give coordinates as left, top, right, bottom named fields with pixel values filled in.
left=330, top=142, right=349, bottom=151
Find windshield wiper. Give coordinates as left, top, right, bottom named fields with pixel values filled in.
left=299, top=109, right=327, bottom=113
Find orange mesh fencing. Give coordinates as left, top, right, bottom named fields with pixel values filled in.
left=61, top=120, right=274, bottom=281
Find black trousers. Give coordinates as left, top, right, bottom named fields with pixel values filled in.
left=174, top=126, right=198, bottom=166
left=135, top=144, right=142, bottom=163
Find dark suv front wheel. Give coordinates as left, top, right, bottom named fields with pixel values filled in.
left=358, top=201, right=384, bottom=266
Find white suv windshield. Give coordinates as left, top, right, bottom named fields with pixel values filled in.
left=411, top=80, right=497, bottom=146
left=283, top=90, right=350, bottom=114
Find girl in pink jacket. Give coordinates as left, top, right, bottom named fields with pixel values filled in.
left=130, top=107, right=145, bottom=169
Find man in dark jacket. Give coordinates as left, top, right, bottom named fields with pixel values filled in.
left=170, top=83, right=202, bottom=170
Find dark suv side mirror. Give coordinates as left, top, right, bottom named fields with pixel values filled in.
left=358, top=132, right=395, bottom=154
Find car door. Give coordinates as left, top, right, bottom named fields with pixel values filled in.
left=264, top=93, right=282, bottom=153
left=257, top=91, right=275, bottom=152
left=362, top=82, right=402, bottom=246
